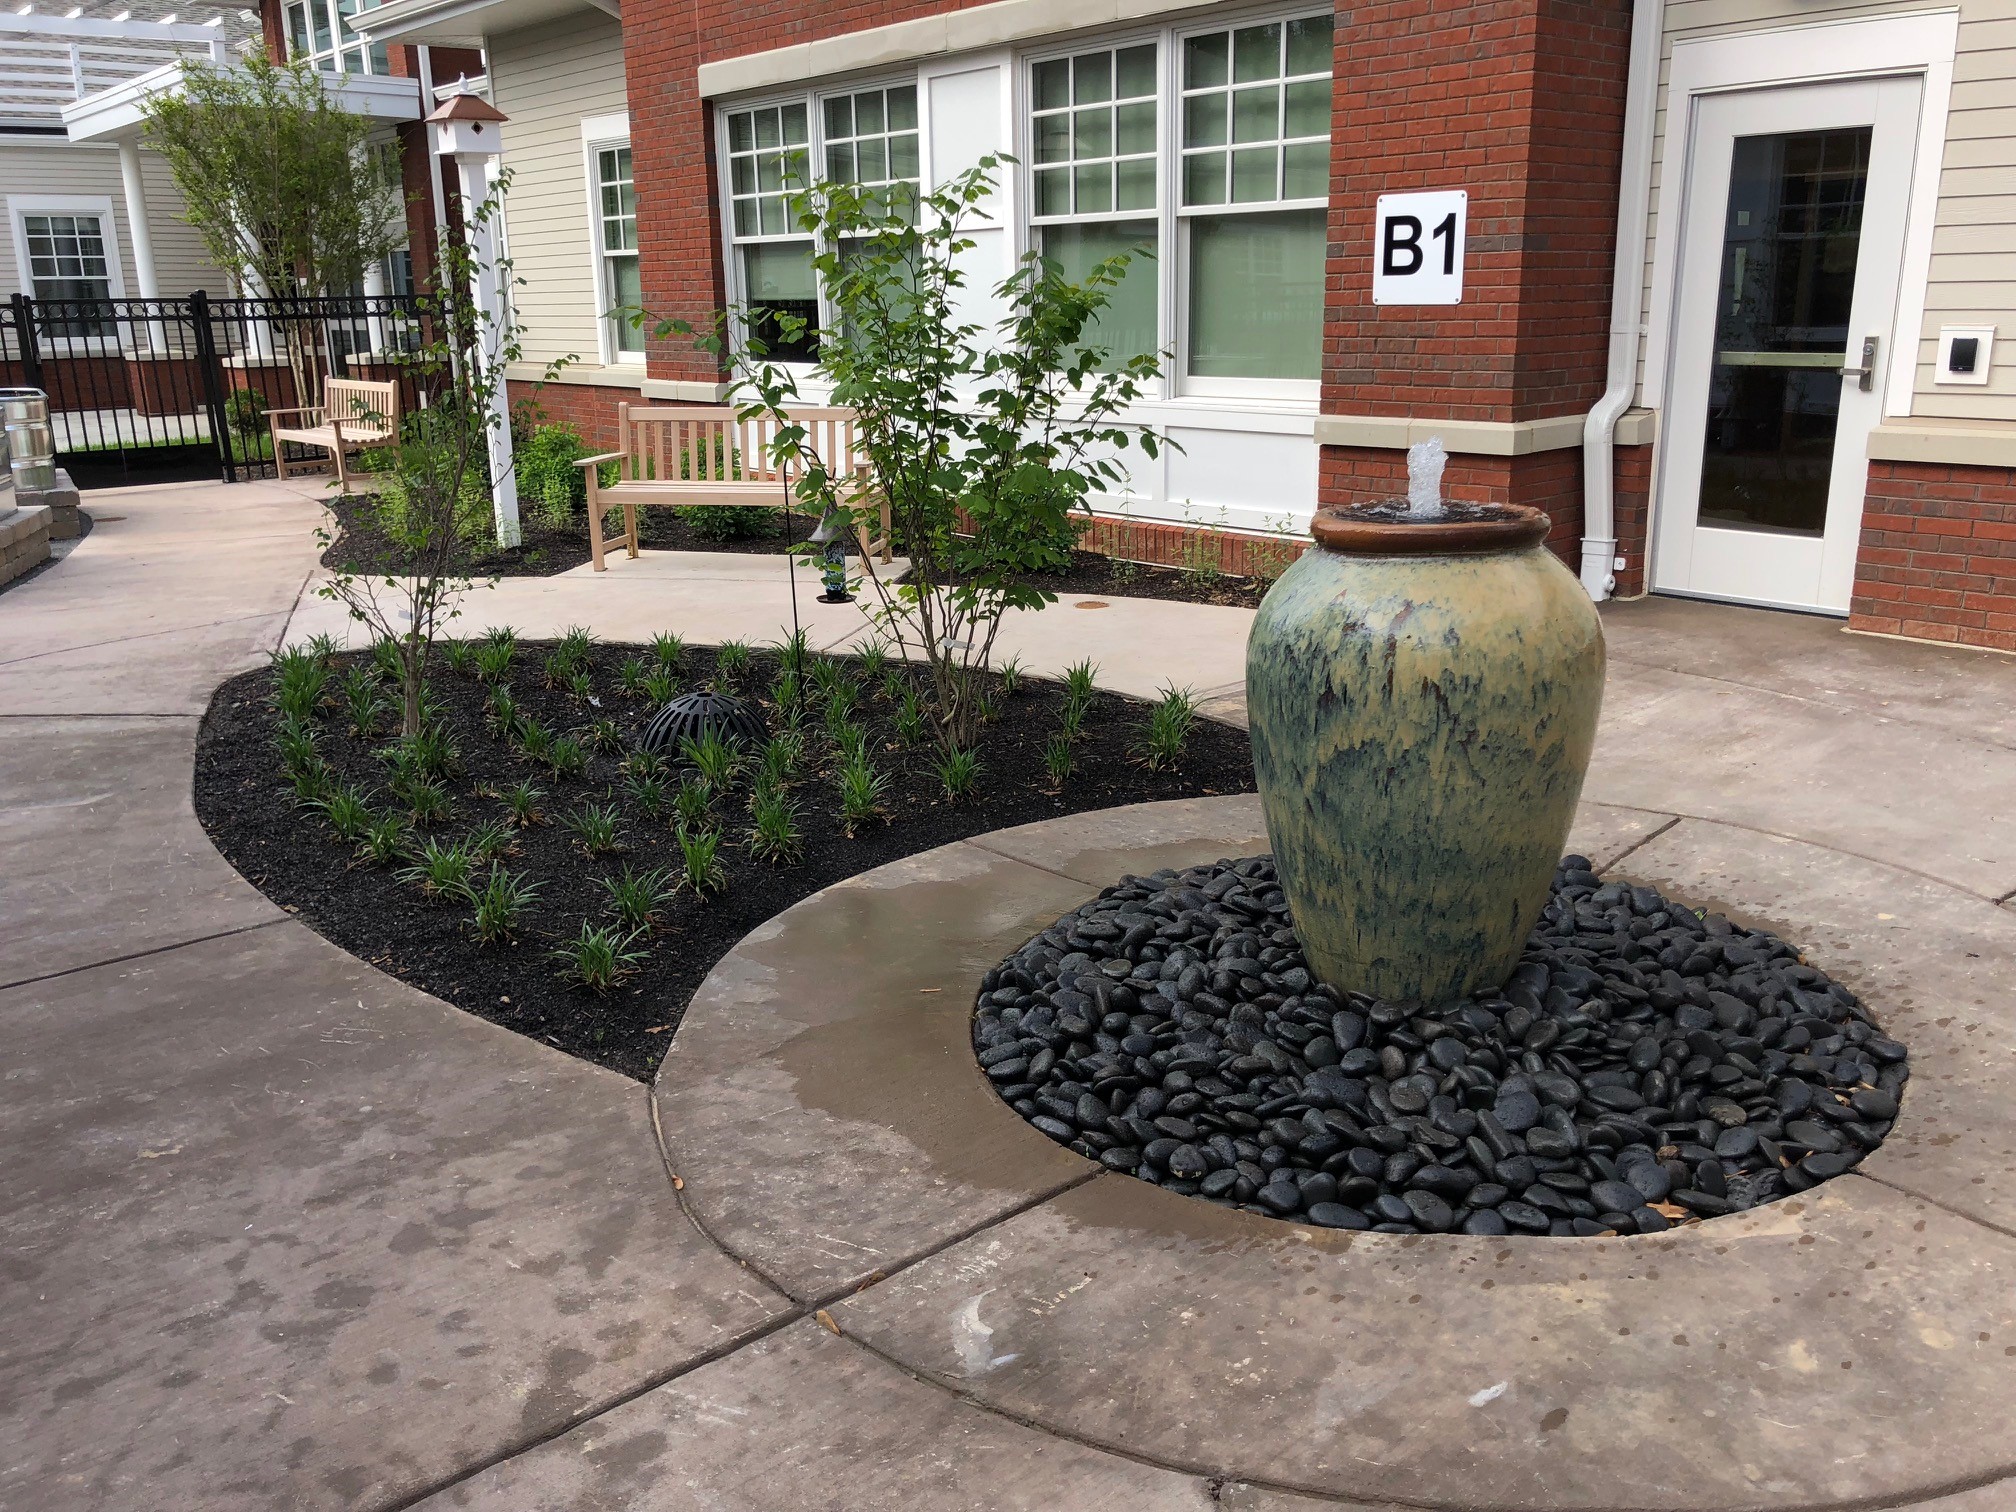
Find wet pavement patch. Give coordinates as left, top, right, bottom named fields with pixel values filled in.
left=975, top=853, right=1909, bottom=1236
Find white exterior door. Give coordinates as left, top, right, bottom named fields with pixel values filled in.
left=1654, top=77, right=1921, bottom=614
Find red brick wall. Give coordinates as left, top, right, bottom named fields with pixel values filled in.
left=1849, top=460, right=2016, bottom=653
left=1323, top=0, right=1630, bottom=424
left=1076, top=517, right=1309, bottom=580
left=1320, top=445, right=1585, bottom=565
left=1611, top=441, right=1653, bottom=597
left=510, top=378, right=644, bottom=451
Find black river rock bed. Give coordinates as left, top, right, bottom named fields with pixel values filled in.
left=974, top=855, right=1908, bottom=1236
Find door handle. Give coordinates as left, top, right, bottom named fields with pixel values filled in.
left=1840, top=335, right=1880, bottom=392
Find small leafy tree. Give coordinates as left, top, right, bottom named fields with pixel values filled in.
left=142, top=57, right=405, bottom=406
left=655, top=159, right=1166, bottom=752
left=315, top=178, right=531, bottom=738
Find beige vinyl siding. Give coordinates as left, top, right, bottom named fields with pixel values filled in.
left=1639, top=0, right=2016, bottom=424
left=488, top=12, right=628, bottom=370
left=0, top=139, right=230, bottom=299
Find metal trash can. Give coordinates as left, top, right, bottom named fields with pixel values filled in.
left=1, top=388, right=57, bottom=492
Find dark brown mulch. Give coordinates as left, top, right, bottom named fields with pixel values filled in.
left=194, top=639, right=1254, bottom=1081
left=320, top=492, right=1287, bottom=606
left=317, top=492, right=805, bottom=578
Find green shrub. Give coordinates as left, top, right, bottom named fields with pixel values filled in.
left=223, top=387, right=268, bottom=447
left=514, top=422, right=589, bottom=529
left=675, top=504, right=779, bottom=541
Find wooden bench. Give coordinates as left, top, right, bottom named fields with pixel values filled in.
left=267, top=377, right=400, bottom=489
left=578, top=403, right=893, bottom=573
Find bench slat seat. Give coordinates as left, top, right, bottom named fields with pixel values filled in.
left=268, top=378, right=400, bottom=490
left=579, top=403, right=892, bottom=573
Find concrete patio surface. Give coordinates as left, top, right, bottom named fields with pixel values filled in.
left=0, top=476, right=2012, bottom=1510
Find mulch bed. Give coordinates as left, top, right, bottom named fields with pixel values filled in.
left=320, top=492, right=1281, bottom=606
left=317, top=493, right=802, bottom=578
left=980, top=854, right=1908, bottom=1236
left=196, top=637, right=1254, bottom=1081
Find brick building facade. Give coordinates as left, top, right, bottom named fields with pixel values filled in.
left=349, top=0, right=2016, bottom=651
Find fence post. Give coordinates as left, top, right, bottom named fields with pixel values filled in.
left=189, top=289, right=237, bottom=485
left=10, top=292, right=44, bottom=392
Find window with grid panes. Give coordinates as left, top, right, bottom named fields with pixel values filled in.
left=725, top=102, right=819, bottom=361
left=595, top=146, right=642, bottom=355
left=283, top=0, right=391, bottom=73
left=1180, top=15, right=1331, bottom=382
left=823, top=85, right=921, bottom=217
left=1029, top=44, right=1161, bottom=368
left=21, top=212, right=115, bottom=338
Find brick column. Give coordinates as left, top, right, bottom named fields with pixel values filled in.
left=1323, top=0, right=1631, bottom=557
left=1850, top=460, right=2016, bottom=652
left=625, top=17, right=727, bottom=387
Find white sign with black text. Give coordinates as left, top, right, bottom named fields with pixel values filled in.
left=1373, top=190, right=1467, bottom=305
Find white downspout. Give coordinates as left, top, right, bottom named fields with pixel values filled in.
left=1581, top=0, right=1665, bottom=601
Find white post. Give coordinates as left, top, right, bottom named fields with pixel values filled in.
left=453, top=152, right=519, bottom=547
left=361, top=256, right=388, bottom=360
left=115, top=136, right=167, bottom=355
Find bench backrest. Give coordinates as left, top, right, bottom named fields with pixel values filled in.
left=325, top=378, right=399, bottom=440
left=614, top=404, right=866, bottom=492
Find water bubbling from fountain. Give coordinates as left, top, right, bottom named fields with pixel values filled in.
left=1406, top=436, right=1448, bottom=520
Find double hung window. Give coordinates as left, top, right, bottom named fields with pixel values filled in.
left=20, top=212, right=116, bottom=337
left=1178, top=17, right=1331, bottom=384
left=594, top=146, right=643, bottom=357
left=1028, top=44, right=1161, bottom=368
left=283, top=0, right=391, bottom=74
left=722, top=85, right=922, bottom=362
left=1022, top=10, right=1332, bottom=392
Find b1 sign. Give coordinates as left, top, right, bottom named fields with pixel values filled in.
left=1373, top=190, right=1467, bottom=305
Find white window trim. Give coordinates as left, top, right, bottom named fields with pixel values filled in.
left=1016, top=9, right=1330, bottom=405
left=8, top=193, right=127, bottom=353
left=713, top=76, right=924, bottom=369
left=581, top=112, right=641, bottom=367
left=282, top=0, right=392, bottom=76
left=1641, top=9, right=1958, bottom=422
left=707, top=5, right=1331, bottom=407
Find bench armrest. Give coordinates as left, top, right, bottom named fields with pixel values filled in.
left=574, top=451, right=625, bottom=469
left=265, top=405, right=322, bottom=419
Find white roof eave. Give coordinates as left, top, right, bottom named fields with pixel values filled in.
left=61, top=58, right=424, bottom=143
left=357, top=0, right=615, bottom=48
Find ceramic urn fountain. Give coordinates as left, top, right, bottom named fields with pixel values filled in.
left=1245, top=440, right=1606, bottom=1005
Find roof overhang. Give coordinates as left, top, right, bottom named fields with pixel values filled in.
left=62, top=59, right=423, bottom=143
left=357, top=0, right=616, bottom=48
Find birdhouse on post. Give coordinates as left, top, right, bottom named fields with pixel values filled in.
left=427, top=90, right=521, bottom=548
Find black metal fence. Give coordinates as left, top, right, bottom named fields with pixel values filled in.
left=1, top=290, right=430, bottom=489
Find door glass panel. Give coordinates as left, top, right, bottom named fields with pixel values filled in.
left=1698, top=127, right=1870, bottom=536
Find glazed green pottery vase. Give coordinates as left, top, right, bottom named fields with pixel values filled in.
left=1246, top=503, right=1605, bottom=1005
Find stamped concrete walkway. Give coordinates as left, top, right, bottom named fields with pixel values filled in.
left=2, top=478, right=2014, bottom=1511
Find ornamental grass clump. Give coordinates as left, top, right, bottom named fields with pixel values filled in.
left=550, top=923, right=647, bottom=993
left=562, top=802, right=624, bottom=855
left=466, top=819, right=514, bottom=862
left=675, top=826, right=727, bottom=897
left=271, top=646, right=329, bottom=721
left=313, top=782, right=374, bottom=843
left=499, top=779, right=545, bottom=827
left=1137, top=684, right=1198, bottom=773
left=398, top=836, right=478, bottom=898
left=935, top=746, right=980, bottom=802
left=601, top=865, right=675, bottom=932
left=469, top=865, right=539, bottom=944
left=655, top=159, right=1166, bottom=755
left=474, top=639, right=515, bottom=685
left=747, top=789, right=802, bottom=864
left=715, top=639, right=752, bottom=682
left=673, top=776, right=713, bottom=829
left=1042, top=732, right=1074, bottom=790
left=341, top=668, right=390, bottom=736
left=681, top=730, right=743, bottom=794
left=836, top=754, right=888, bottom=835
left=641, top=667, right=677, bottom=706
left=649, top=631, right=684, bottom=670
left=356, top=812, right=412, bottom=866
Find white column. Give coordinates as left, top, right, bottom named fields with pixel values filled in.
left=453, top=153, right=519, bottom=548
left=361, top=257, right=388, bottom=360
left=115, top=136, right=166, bottom=355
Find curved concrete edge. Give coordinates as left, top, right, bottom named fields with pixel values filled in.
left=657, top=795, right=2016, bottom=1512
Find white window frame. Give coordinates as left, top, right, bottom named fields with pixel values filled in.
left=1017, top=8, right=1331, bottom=405
left=713, top=77, right=924, bottom=368
left=282, top=0, right=392, bottom=75
left=8, top=194, right=127, bottom=352
left=581, top=113, right=641, bottom=367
